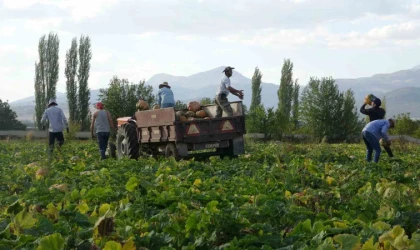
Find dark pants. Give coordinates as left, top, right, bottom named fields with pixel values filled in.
left=215, top=94, right=233, bottom=118
left=97, top=132, right=110, bottom=160
left=383, top=145, right=394, bottom=157
left=362, top=131, right=381, bottom=163
left=49, top=132, right=64, bottom=152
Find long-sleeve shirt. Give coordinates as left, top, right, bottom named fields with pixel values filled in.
left=156, top=87, right=175, bottom=106
left=41, top=106, right=68, bottom=132
left=362, top=119, right=390, bottom=141
left=360, top=104, right=386, bottom=122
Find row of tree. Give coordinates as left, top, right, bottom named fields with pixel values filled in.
left=33, top=32, right=92, bottom=131
left=246, top=59, right=363, bottom=142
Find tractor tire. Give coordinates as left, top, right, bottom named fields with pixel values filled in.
left=117, top=123, right=139, bottom=160
left=165, top=143, right=179, bottom=160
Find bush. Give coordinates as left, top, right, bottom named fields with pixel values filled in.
left=65, top=122, right=81, bottom=141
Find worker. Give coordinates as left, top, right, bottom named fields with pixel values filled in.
left=361, top=118, right=395, bottom=163
left=360, top=97, right=393, bottom=157
left=156, top=82, right=175, bottom=108
left=90, top=102, right=115, bottom=160
left=215, top=66, right=244, bottom=118
left=41, top=98, right=69, bottom=152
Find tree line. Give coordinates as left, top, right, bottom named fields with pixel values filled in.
left=33, top=32, right=92, bottom=131
left=247, top=59, right=363, bottom=142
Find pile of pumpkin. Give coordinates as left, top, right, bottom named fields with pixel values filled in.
left=135, top=100, right=212, bottom=121
left=176, top=101, right=211, bottom=122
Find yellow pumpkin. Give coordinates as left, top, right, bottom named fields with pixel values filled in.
left=187, top=117, right=195, bottom=121
left=204, top=117, right=211, bottom=120
left=179, top=116, right=188, bottom=122
left=136, top=100, right=149, bottom=111
left=36, top=168, right=49, bottom=179
left=188, top=101, right=201, bottom=112
left=196, top=110, right=207, bottom=118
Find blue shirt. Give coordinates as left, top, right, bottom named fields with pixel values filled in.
left=156, top=87, right=175, bottom=107
left=362, top=119, right=390, bottom=141
left=41, top=106, right=68, bottom=132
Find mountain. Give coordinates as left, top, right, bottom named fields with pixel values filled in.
left=9, top=65, right=420, bottom=122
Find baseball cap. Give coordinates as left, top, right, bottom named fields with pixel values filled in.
left=222, top=66, right=235, bottom=73
left=373, top=98, right=382, bottom=106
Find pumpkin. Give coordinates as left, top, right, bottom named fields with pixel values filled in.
left=176, top=111, right=185, bottom=117
left=153, top=104, right=160, bottom=109
left=179, top=116, right=188, bottom=122
left=36, top=168, right=49, bottom=179
left=185, top=111, right=196, bottom=118
left=49, top=183, right=68, bottom=192
left=188, top=117, right=195, bottom=121
left=204, top=117, right=211, bottom=120
left=365, top=94, right=377, bottom=105
left=188, top=101, right=201, bottom=112
left=136, top=100, right=149, bottom=111
left=196, top=110, right=207, bottom=118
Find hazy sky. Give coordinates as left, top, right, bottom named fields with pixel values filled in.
left=1, top=0, right=420, bottom=102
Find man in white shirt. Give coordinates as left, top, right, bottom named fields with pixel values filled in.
left=215, top=66, right=244, bottom=118
left=41, top=98, right=69, bottom=152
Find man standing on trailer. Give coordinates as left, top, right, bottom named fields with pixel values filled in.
left=41, top=98, right=69, bottom=152
left=215, top=66, right=244, bottom=118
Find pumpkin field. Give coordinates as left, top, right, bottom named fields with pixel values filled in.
left=1, top=139, right=420, bottom=249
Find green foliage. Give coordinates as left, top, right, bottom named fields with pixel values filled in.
left=2, top=141, right=420, bottom=248
left=250, top=67, right=262, bottom=111
left=99, top=76, right=155, bottom=121
left=278, top=59, right=295, bottom=132
left=175, top=100, right=187, bottom=110
left=34, top=32, right=60, bottom=129
left=300, top=77, right=360, bottom=142
left=246, top=105, right=278, bottom=139
left=0, top=99, right=27, bottom=130
left=78, top=35, right=92, bottom=130
left=390, top=113, right=419, bottom=137
left=291, top=79, right=300, bottom=131
left=65, top=38, right=78, bottom=124
left=199, top=97, right=213, bottom=105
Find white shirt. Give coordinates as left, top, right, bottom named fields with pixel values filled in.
left=41, top=106, right=68, bottom=132
left=216, top=76, right=231, bottom=96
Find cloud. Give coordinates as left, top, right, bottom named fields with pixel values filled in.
left=0, top=45, right=17, bottom=56
left=0, top=26, right=16, bottom=36
left=24, top=18, right=63, bottom=32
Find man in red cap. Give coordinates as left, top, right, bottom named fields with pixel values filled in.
left=90, top=102, right=115, bottom=160
left=215, top=66, right=244, bottom=117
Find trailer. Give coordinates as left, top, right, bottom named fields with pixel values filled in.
left=112, top=101, right=246, bottom=160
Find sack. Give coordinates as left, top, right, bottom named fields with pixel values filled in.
left=365, top=94, right=377, bottom=105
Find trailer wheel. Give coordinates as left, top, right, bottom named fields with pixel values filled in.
left=106, top=142, right=116, bottom=159
left=117, top=123, right=139, bottom=160
left=165, top=143, right=179, bottom=159
left=219, top=139, right=238, bottom=159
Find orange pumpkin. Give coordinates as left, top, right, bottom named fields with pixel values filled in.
left=196, top=110, right=207, bottom=118
left=188, top=101, right=201, bottom=112
left=136, top=100, right=149, bottom=111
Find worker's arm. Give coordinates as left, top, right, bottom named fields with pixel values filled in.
left=61, top=109, right=69, bottom=128
left=381, top=123, right=390, bottom=141
left=90, top=111, right=97, bottom=136
left=41, top=110, right=48, bottom=124
left=156, top=90, right=162, bottom=106
left=360, top=104, right=370, bottom=115
left=227, top=86, right=244, bottom=100
left=107, top=111, right=115, bottom=130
